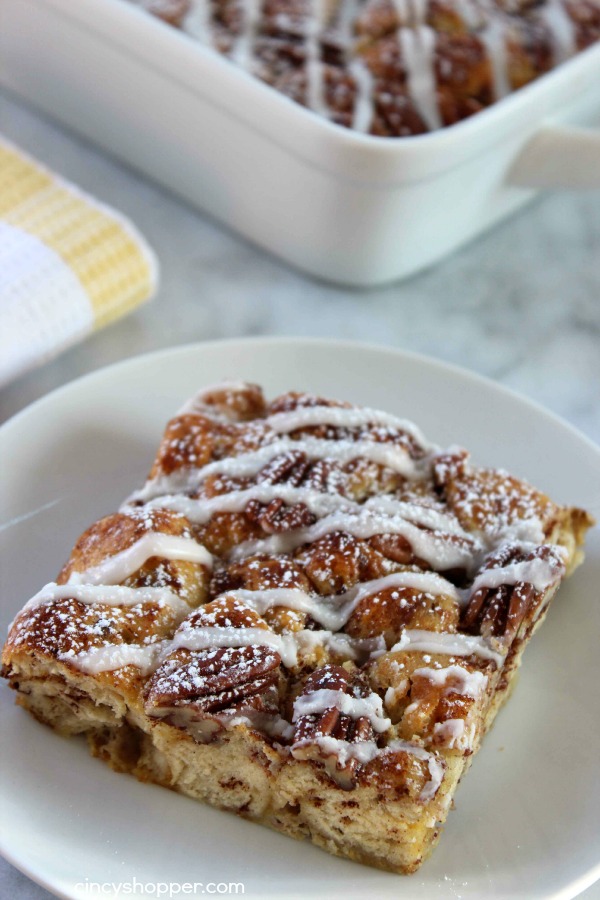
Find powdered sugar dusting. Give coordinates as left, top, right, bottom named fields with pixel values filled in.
left=7, top=383, right=582, bottom=799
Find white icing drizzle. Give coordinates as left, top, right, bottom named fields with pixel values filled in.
left=137, top=482, right=468, bottom=539
left=481, top=13, right=511, bottom=99
left=219, top=710, right=295, bottom=740
left=391, top=628, right=505, bottom=665
left=335, top=0, right=374, bottom=133
left=335, top=0, right=359, bottom=42
left=63, top=641, right=166, bottom=676
left=182, top=0, right=211, bottom=44
left=290, top=734, right=374, bottom=763
left=433, top=718, right=467, bottom=750
left=130, top=434, right=430, bottom=504
left=391, top=0, right=430, bottom=26
left=493, top=517, right=546, bottom=545
left=392, top=0, right=410, bottom=22
left=133, top=483, right=347, bottom=524
left=348, top=736, right=443, bottom=801
left=412, top=663, right=488, bottom=698
left=477, top=0, right=511, bottom=100
left=420, top=749, right=445, bottom=801
left=18, top=583, right=189, bottom=619
left=171, top=624, right=300, bottom=666
left=50, top=547, right=558, bottom=678
left=290, top=735, right=444, bottom=800
left=67, top=533, right=213, bottom=586
left=24, top=383, right=568, bottom=773
left=398, top=25, right=442, bottom=131
left=468, top=553, right=564, bottom=596
left=51, top=560, right=544, bottom=674
left=539, top=0, right=577, bottom=64
left=325, top=631, right=387, bottom=659
left=266, top=406, right=432, bottom=448
left=15, top=533, right=212, bottom=625
left=263, top=436, right=428, bottom=477
left=64, top=623, right=383, bottom=674
left=227, top=570, right=459, bottom=631
left=293, top=688, right=392, bottom=732
left=305, top=0, right=329, bottom=118
left=229, top=508, right=475, bottom=569
left=350, top=59, right=375, bottom=133
left=410, top=0, right=429, bottom=25
left=226, top=586, right=335, bottom=624
left=364, top=495, right=467, bottom=536
left=231, top=0, right=262, bottom=69
left=384, top=680, right=408, bottom=707
left=454, top=0, right=482, bottom=29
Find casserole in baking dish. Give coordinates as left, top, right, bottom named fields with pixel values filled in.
left=2, top=0, right=599, bottom=284
left=128, top=0, right=600, bottom=137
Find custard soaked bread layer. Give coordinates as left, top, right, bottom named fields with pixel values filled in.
left=2, top=383, right=593, bottom=873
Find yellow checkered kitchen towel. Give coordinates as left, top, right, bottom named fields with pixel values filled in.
left=0, top=137, right=158, bottom=387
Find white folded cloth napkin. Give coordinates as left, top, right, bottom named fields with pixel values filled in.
left=0, top=136, right=158, bottom=387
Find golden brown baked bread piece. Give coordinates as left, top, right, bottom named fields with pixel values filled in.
left=126, top=0, right=600, bottom=135
left=2, top=383, right=593, bottom=873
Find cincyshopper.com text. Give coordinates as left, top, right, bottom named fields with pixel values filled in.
left=74, top=878, right=245, bottom=897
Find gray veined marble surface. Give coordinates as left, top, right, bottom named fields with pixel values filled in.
left=0, top=89, right=599, bottom=899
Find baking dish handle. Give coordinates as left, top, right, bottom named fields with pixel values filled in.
left=507, top=123, right=600, bottom=189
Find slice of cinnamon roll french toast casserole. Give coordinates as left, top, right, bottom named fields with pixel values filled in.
left=2, top=382, right=593, bottom=873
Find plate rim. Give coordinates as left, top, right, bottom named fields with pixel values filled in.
left=1, top=336, right=598, bottom=900
left=1, top=336, right=598, bottom=459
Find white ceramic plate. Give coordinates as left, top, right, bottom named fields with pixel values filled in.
left=1, top=338, right=599, bottom=900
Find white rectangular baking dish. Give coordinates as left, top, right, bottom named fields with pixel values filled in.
left=2, top=0, right=599, bottom=287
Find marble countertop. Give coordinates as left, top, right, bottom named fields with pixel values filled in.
left=1, top=90, right=599, bottom=899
